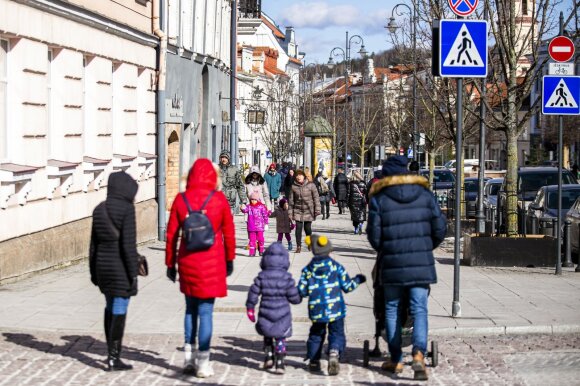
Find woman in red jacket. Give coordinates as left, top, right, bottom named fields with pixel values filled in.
left=165, top=158, right=236, bottom=378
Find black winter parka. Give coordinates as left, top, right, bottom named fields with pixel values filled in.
left=89, top=172, right=140, bottom=297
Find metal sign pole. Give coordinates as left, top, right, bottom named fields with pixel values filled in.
left=453, top=76, right=463, bottom=317
left=556, top=114, right=563, bottom=275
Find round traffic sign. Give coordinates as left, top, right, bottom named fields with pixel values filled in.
left=549, top=36, right=575, bottom=62
left=448, top=0, right=478, bottom=17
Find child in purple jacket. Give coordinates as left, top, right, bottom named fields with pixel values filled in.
left=241, top=191, right=269, bottom=256
left=246, top=242, right=302, bottom=373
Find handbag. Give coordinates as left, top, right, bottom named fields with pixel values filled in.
left=138, top=255, right=149, bottom=276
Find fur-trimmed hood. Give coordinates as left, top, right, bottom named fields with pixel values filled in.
left=369, top=174, right=430, bottom=203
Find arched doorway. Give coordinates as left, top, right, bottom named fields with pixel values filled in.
left=166, top=130, right=180, bottom=210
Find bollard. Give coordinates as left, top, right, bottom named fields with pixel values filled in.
left=530, top=216, right=538, bottom=235
left=563, top=219, right=574, bottom=268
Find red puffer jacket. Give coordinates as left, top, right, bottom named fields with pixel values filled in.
left=165, top=159, right=236, bottom=298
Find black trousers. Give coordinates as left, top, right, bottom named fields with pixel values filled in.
left=337, top=200, right=347, bottom=213
left=320, top=201, right=330, bottom=217
left=295, top=221, right=312, bottom=245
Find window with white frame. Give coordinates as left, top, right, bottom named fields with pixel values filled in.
left=0, top=39, right=8, bottom=160
left=47, top=48, right=53, bottom=157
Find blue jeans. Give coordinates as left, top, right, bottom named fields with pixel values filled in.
left=383, top=285, right=429, bottom=363
left=105, top=296, right=130, bottom=315
left=306, top=318, right=346, bottom=361
left=184, top=296, right=215, bottom=351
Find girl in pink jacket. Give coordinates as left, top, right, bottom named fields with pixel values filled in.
left=241, top=191, right=269, bottom=256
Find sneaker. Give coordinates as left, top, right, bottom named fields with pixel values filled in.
left=412, top=351, right=428, bottom=381
left=381, top=360, right=403, bottom=374
left=328, top=349, right=340, bottom=376
left=308, top=360, right=321, bottom=372
left=183, top=344, right=196, bottom=374
left=196, top=351, right=214, bottom=378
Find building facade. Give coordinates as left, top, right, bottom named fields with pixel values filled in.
left=0, top=0, right=158, bottom=281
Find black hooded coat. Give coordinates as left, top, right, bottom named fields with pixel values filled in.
left=89, top=171, right=140, bottom=297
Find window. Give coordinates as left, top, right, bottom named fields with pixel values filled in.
left=0, top=39, right=8, bottom=159
left=47, top=49, right=53, bottom=157
left=522, top=0, right=528, bottom=15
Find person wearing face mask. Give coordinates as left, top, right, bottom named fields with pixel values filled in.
left=244, top=165, right=271, bottom=212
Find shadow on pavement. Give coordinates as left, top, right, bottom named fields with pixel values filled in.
left=227, top=284, right=251, bottom=292
left=2, top=333, right=177, bottom=373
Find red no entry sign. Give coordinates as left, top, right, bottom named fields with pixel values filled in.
left=448, top=0, right=478, bottom=17
left=549, top=36, right=575, bottom=62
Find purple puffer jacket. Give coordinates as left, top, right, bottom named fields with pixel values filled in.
left=246, top=243, right=302, bottom=338
left=241, top=203, right=269, bottom=232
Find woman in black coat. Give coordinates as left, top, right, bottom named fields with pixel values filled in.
left=283, top=169, right=295, bottom=198
left=90, top=171, right=139, bottom=372
left=348, top=170, right=367, bottom=235
left=333, top=168, right=349, bottom=214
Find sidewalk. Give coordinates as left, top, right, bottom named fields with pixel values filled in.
left=1, top=206, right=579, bottom=337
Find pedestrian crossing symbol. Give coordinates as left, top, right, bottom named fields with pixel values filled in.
left=439, top=19, right=488, bottom=78
left=542, top=75, right=580, bottom=115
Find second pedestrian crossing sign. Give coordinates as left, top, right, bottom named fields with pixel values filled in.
left=439, top=19, right=488, bottom=78
left=542, top=75, right=580, bottom=115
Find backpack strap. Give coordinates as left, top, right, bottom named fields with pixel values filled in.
left=181, top=192, right=194, bottom=214
left=182, top=190, right=216, bottom=213
left=199, top=190, right=216, bottom=210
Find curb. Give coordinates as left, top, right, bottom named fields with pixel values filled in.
left=430, top=324, right=580, bottom=337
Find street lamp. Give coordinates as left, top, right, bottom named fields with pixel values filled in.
left=327, top=32, right=367, bottom=171
left=386, top=2, right=417, bottom=162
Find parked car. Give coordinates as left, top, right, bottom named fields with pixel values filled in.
left=498, top=167, right=579, bottom=230
left=420, top=168, right=455, bottom=208
left=565, top=196, right=580, bottom=256
left=444, top=159, right=498, bottom=173
left=448, top=177, right=490, bottom=217
left=526, top=185, right=580, bottom=235
left=483, top=178, right=504, bottom=210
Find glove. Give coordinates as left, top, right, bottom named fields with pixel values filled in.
left=264, top=224, right=269, bottom=231
left=130, top=277, right=138, bottom=292
left=247, top=308, right=256, bottom=323
left=355, top=274, right=367, bottom=284
left=290, top=222, right=296, bottom=230
left=166, top=267, right=177, bottom=283
left=226, top=261, right=234, bottom=277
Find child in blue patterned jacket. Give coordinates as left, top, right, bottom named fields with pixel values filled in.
left=297, top=234, right=366, bottom=376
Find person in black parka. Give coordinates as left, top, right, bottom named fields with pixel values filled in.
left=89, top=171, right=139, bottom=372
left=348, top=170, right=367, bottom=235
left=246, top=242, right=302, bottom=373
left=366, top=156, right=446, bottom=380
left=333, top=168, right=349, bottom=214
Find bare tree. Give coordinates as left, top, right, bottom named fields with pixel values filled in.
left=350, top=83, right=385, bottom=171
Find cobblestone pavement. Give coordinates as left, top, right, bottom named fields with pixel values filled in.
left=1, top=331, right=579, bottom=385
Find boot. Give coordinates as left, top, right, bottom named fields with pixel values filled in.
left=196, top=350, right=214, bottom=378
left=107, top=314, right=133, bottom=371
left=308, top=360, right=321, bottom=372
left=412, top=351, right=428, bottom=381
left=104, top=309, right=112, bottom=343
left=381, top=360, right=404, bottom=374
left=287, top=241, right=293, bottom=251
left=328, top=349, right=340, bottom=376
left=326, top=213, right=330, bottom=220
left=296, top=245, right=301, bottom=253
left=263, top=346, right=274, bottom=369
left=274, top=352, right=285, bottom=374
left=183, top=343, right=196, bottom=374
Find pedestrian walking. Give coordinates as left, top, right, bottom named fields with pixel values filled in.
left=218, top=150, right=247, bottom=212
left=270, top=198, right=295, bottom=251
left=348, top=170, right=367, bottom=235
left=367, top=155, right=446, bottom=381
left=283, top=169, right=295, bottom=198
left=245, top=243, right=302, bottom=373
left=264, top=163, right=282, bottom=207
left=278, top=162, right=289, bottom=196
left=245, top=165, right=271, bottom=212
left=241, top=192, right=270, bottom=256
left=333, top=168, right=349, bottom=214
left=288, top=170, right=320, bottom=253
left=314, top=169, right=332, bottom=220
left=298, top=234, right=366, bottom=376
left=89, top=171, right=140, bottom=372
left=165, top=158, right=236, bottom=378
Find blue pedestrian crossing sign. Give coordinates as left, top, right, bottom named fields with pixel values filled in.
left=542, top=76, right=580, bottom=115
left=439, top=20, right=488, bottom=78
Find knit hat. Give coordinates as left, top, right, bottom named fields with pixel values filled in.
left=250, top=191, right=260, bottom=201
left=250, top=165, right=260, bottom=175
left=305, top=234, right=333, bottom=256
left=382, top=155, right=409, bottom=176
left=269, top=163, right=277, bottom=170
left=279, top=197, right=288, bottom=208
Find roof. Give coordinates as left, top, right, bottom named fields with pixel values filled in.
left=288, top=57, right=302, bottom=66
left=261, top=16, right=285, bottom=39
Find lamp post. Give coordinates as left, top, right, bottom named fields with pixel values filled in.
left=327, top=32, right=368, bottom=171
left=386, top=2, right=417, bottom=162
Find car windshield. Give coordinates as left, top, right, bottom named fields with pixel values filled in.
left=488, top=183, right=501, bottom=195
left=464, top=180, right=479, bottom=192
left=547, top=190, right=580, bottom=210
left=519, top=172, right=576, bottom=192
left=431, top=171, right=455, bottom=183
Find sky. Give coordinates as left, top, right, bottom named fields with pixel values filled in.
left=262, top=0, right=576, bottom=65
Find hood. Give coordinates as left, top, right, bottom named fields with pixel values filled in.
left=187, top=158, right=218, bottom=190
left=107, top=171, right=138, bottom=202
left=307, top=256, right=332, bottom=279
left=245, top=166, right=265, bottom=184
left=219, top=149, right=231, bottom=161
left=369, top=174, right=429, bottom=203
left=260, top=242, right=290, bottom=270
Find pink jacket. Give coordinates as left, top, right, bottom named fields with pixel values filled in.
left=242, top=203, right=269, bottom=232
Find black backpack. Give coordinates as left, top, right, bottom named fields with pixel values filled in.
left=181, top=191, right=216, bottom=252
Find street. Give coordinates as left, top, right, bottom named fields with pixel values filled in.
left=1, top=208, right=580, bottom=385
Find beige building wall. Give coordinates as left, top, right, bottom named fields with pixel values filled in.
left=66, top=0, right=152, bottom=33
